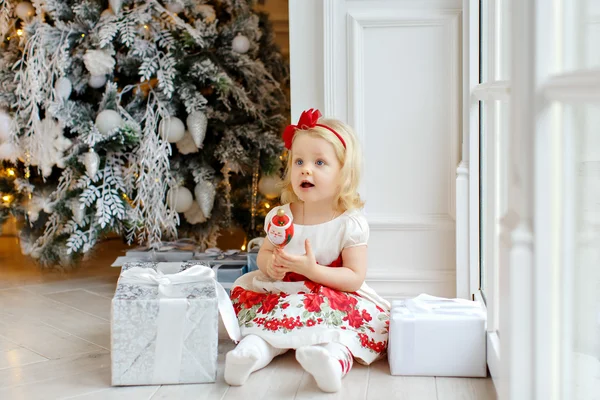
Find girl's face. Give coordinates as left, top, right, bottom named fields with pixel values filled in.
left=290, top=134, right=342, bottom=205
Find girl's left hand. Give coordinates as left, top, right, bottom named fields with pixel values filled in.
left=273, top=239, right=317, bottom=279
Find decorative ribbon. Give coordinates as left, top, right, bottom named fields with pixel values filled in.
left=282, top=108, right=346, bottom=149
left=118, top=263, right=241, bottom=384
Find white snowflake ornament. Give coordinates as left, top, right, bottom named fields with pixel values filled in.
left=83, top=50, right=116, bottom=76
left=29, top=118, right=72, bottom=177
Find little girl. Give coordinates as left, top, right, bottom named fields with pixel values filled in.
left=224, top=109, right=390, bottom=393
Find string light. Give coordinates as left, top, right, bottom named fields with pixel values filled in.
left=241, top=244, right=246, bottom=251
left=144, top=25, right=149, bottom=29
left=265, top=203, right=270, bottom=209
left=81, top=33, right=85, bottom=38
left=6, top=169, right=15, bottom=177
left=2, top=195, right=12, bottom=204
left=16, top=29, right=23, bottom=36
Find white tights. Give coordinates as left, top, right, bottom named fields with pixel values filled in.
left=224, top=334, right=353, bottom=393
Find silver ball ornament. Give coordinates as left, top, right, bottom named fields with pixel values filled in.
left=55, top=77, right=72, bottom=99
left=159, top=117, right=186, bottom=143
left=167, top=186, right=194, bottom=213
left=88, top=75, right=107, bottom=89
left=15, top=1, right=35, bottom=20
left=232, top=34, right=250, bottom=54
left=95, top=110, right=123, bottom=135
left=258, top=175, right=283, bottom=200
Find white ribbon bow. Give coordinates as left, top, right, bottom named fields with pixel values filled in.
left=404, top=293, right=484, bottom=315
left=119, top=263, right=241, bottom=341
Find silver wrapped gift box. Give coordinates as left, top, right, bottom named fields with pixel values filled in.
left=111, top=261, right=240, bottom=386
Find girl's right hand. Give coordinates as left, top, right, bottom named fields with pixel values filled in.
left=267, top=253, right=287, bottom=280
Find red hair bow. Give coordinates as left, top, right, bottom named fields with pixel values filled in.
left=282, top=108, right=346, bottom=150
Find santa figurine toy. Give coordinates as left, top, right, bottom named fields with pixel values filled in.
left=266, top=208, right=294, bottom=248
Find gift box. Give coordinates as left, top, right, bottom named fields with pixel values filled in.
left=213, top=264, right=248, bottom=295
left=246, top=237, right=264, bottom=273
left=193, top=248, right=248, bottom=266
left=112, top=241, right=196, bottom=266
left=388, top=294, right=487, bottom=377
left=111, top=261, right=240, bottom=386
left=247, top=252, right=259, bottom=273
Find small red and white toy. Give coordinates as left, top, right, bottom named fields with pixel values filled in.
left=266, top=208, right=294, bottom=248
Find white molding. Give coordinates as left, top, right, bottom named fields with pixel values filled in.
left=541, top=68, right=600, bottom=103
left=467, top=0, right=481, bottom=303
left=347, top=8, right=462, bottom=220
left=475, top=289, right=500, bottom=397
left=347, top=12, right=366, bottom=146
left=472, top=80, right=511, bottom=101
left=487, top=331, right=501, bottom=396
left=368, top=214, right=455, bottom=231
left=323, top=0, right=339, bottom=117
left=456, top=160, right=470, bottom=299
left=367, top=268, right=457, bottom=300
left=288, top=0, right=325, bottom=120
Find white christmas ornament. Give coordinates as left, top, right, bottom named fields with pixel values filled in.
left=84, top=150, right=100, bottom=179
left=27, top=194, right=54, bottom=223
left=0, top=110, right=14, bottom=142
left=159, top=116, right=185, bottom=143
left=83, top=50, right=116, bottom=76
left=0, top=142, right=19, bottom=163
left=232, top=34, right=250, bottom=54
left=55, top=77, right=72, bottom=99
left=184, top=201, right=207, bottom=224
left=167, top=186, right=194, bottom=213
left=70, top=200, right=85, bottom=225
left=29, top=118, right=72, bottom=177
left=19, top=236, right=33, bottom=256
left=109, top=0, right=122, bottom=15
left=194, top=180, right=216, bottom=218
left=258, top=175, right=282, bottom=199
left=186, top=111, right=208, bottom=148
left=175, top=131, right=199, bottom=154
left=88, top=75, right=107, bottom=89
left=15, top=1, right=35, bottom=20
left=165, top=2, right=184, bottom=13
left=95, top=109, right=122, bottom=135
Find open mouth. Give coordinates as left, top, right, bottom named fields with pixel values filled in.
left=300, top=180, right=315, bottom=189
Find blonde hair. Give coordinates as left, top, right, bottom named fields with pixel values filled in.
left=280, top=117, right=364, bottom=211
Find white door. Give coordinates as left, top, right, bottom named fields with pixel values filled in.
left=289, top=0, right=463, bottom=300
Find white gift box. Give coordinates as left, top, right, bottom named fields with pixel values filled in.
left=111, top=261, right=241, bottom=386
left=388, top=294, right=487, bottom=377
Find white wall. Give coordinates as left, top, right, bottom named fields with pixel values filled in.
left=290, top=0, right=463, bottom=299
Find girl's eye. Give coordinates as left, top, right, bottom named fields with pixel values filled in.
left=316, top=160, right=325, bottom=166
left=295, top=159, right=303, bottom=166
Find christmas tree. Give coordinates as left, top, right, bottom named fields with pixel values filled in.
left=0, top=0, right=288, bottom=267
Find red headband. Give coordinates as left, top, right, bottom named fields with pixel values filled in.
left=282, top=108, right=346, bottom=150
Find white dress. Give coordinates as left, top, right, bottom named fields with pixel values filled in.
left=230, top=204, right=391, bottom=365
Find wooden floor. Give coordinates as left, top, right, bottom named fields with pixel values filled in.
left=0, top=237, right=497, bottom=400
